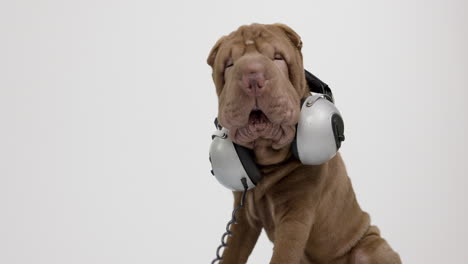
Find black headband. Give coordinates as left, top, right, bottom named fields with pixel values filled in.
left=304, top=69, right=334, bottom=103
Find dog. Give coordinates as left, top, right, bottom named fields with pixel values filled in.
left=207, top=23, right=401, bottom=264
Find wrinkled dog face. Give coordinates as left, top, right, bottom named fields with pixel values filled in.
left=207, top=24, right=309, bottom=164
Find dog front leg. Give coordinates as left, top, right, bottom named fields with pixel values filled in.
left=269, top=212, right=314, bottom=264
left=221, top=191, right=262, bottom=264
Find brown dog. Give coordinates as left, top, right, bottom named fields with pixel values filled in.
left=207, top=23, right=401, bottom=264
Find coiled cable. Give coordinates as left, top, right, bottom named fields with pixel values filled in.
left=211, top=177, right=249, bottom=264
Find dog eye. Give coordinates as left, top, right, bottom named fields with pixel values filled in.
left=274, top=54, right=284, bottom=60
left=225, top=58, right=234, bottom=69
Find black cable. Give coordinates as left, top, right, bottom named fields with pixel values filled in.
left=211, top=177, right=249, bottom=264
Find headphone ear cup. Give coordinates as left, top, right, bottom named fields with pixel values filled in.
left=209, top=129, right=260, bottom=191
left=293, top=95, right=345, bottom=165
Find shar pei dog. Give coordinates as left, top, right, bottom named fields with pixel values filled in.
left=207, top=23, right=401, bottom=264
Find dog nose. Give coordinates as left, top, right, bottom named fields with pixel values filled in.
left=241, top=62, right=266, bottom=96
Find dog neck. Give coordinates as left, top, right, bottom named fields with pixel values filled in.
left=253, top=139, right=292, bottom=165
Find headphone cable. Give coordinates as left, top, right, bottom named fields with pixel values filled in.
left=211, top=177, right=249, bottom=264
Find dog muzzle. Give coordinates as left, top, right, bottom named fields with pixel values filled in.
left=208, top=71, right=345, bottom=191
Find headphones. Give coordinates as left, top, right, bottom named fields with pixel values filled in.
left=209, top=70, right=345, bottom=191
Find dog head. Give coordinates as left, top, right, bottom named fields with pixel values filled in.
left=207, top=23, right=309, bottom=165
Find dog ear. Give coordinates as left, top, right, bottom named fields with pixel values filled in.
left=207, top=36, right=226, bottom=67
left=272, top=23, right=303, bottom=51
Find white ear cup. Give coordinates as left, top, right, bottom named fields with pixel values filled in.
left=209, top=129, right=257, bottom=191
left=293, top=94, right=345, bottom=165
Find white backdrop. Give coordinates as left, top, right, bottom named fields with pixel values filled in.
left=1, top=0, right=467, bottom=263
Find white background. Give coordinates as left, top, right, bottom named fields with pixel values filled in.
left=1, top=0, right=467, bottom=263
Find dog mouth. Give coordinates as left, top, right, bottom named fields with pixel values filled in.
left=228, top=106, right=297, bottom=150
left=248, top=108, right=270, bottom=129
